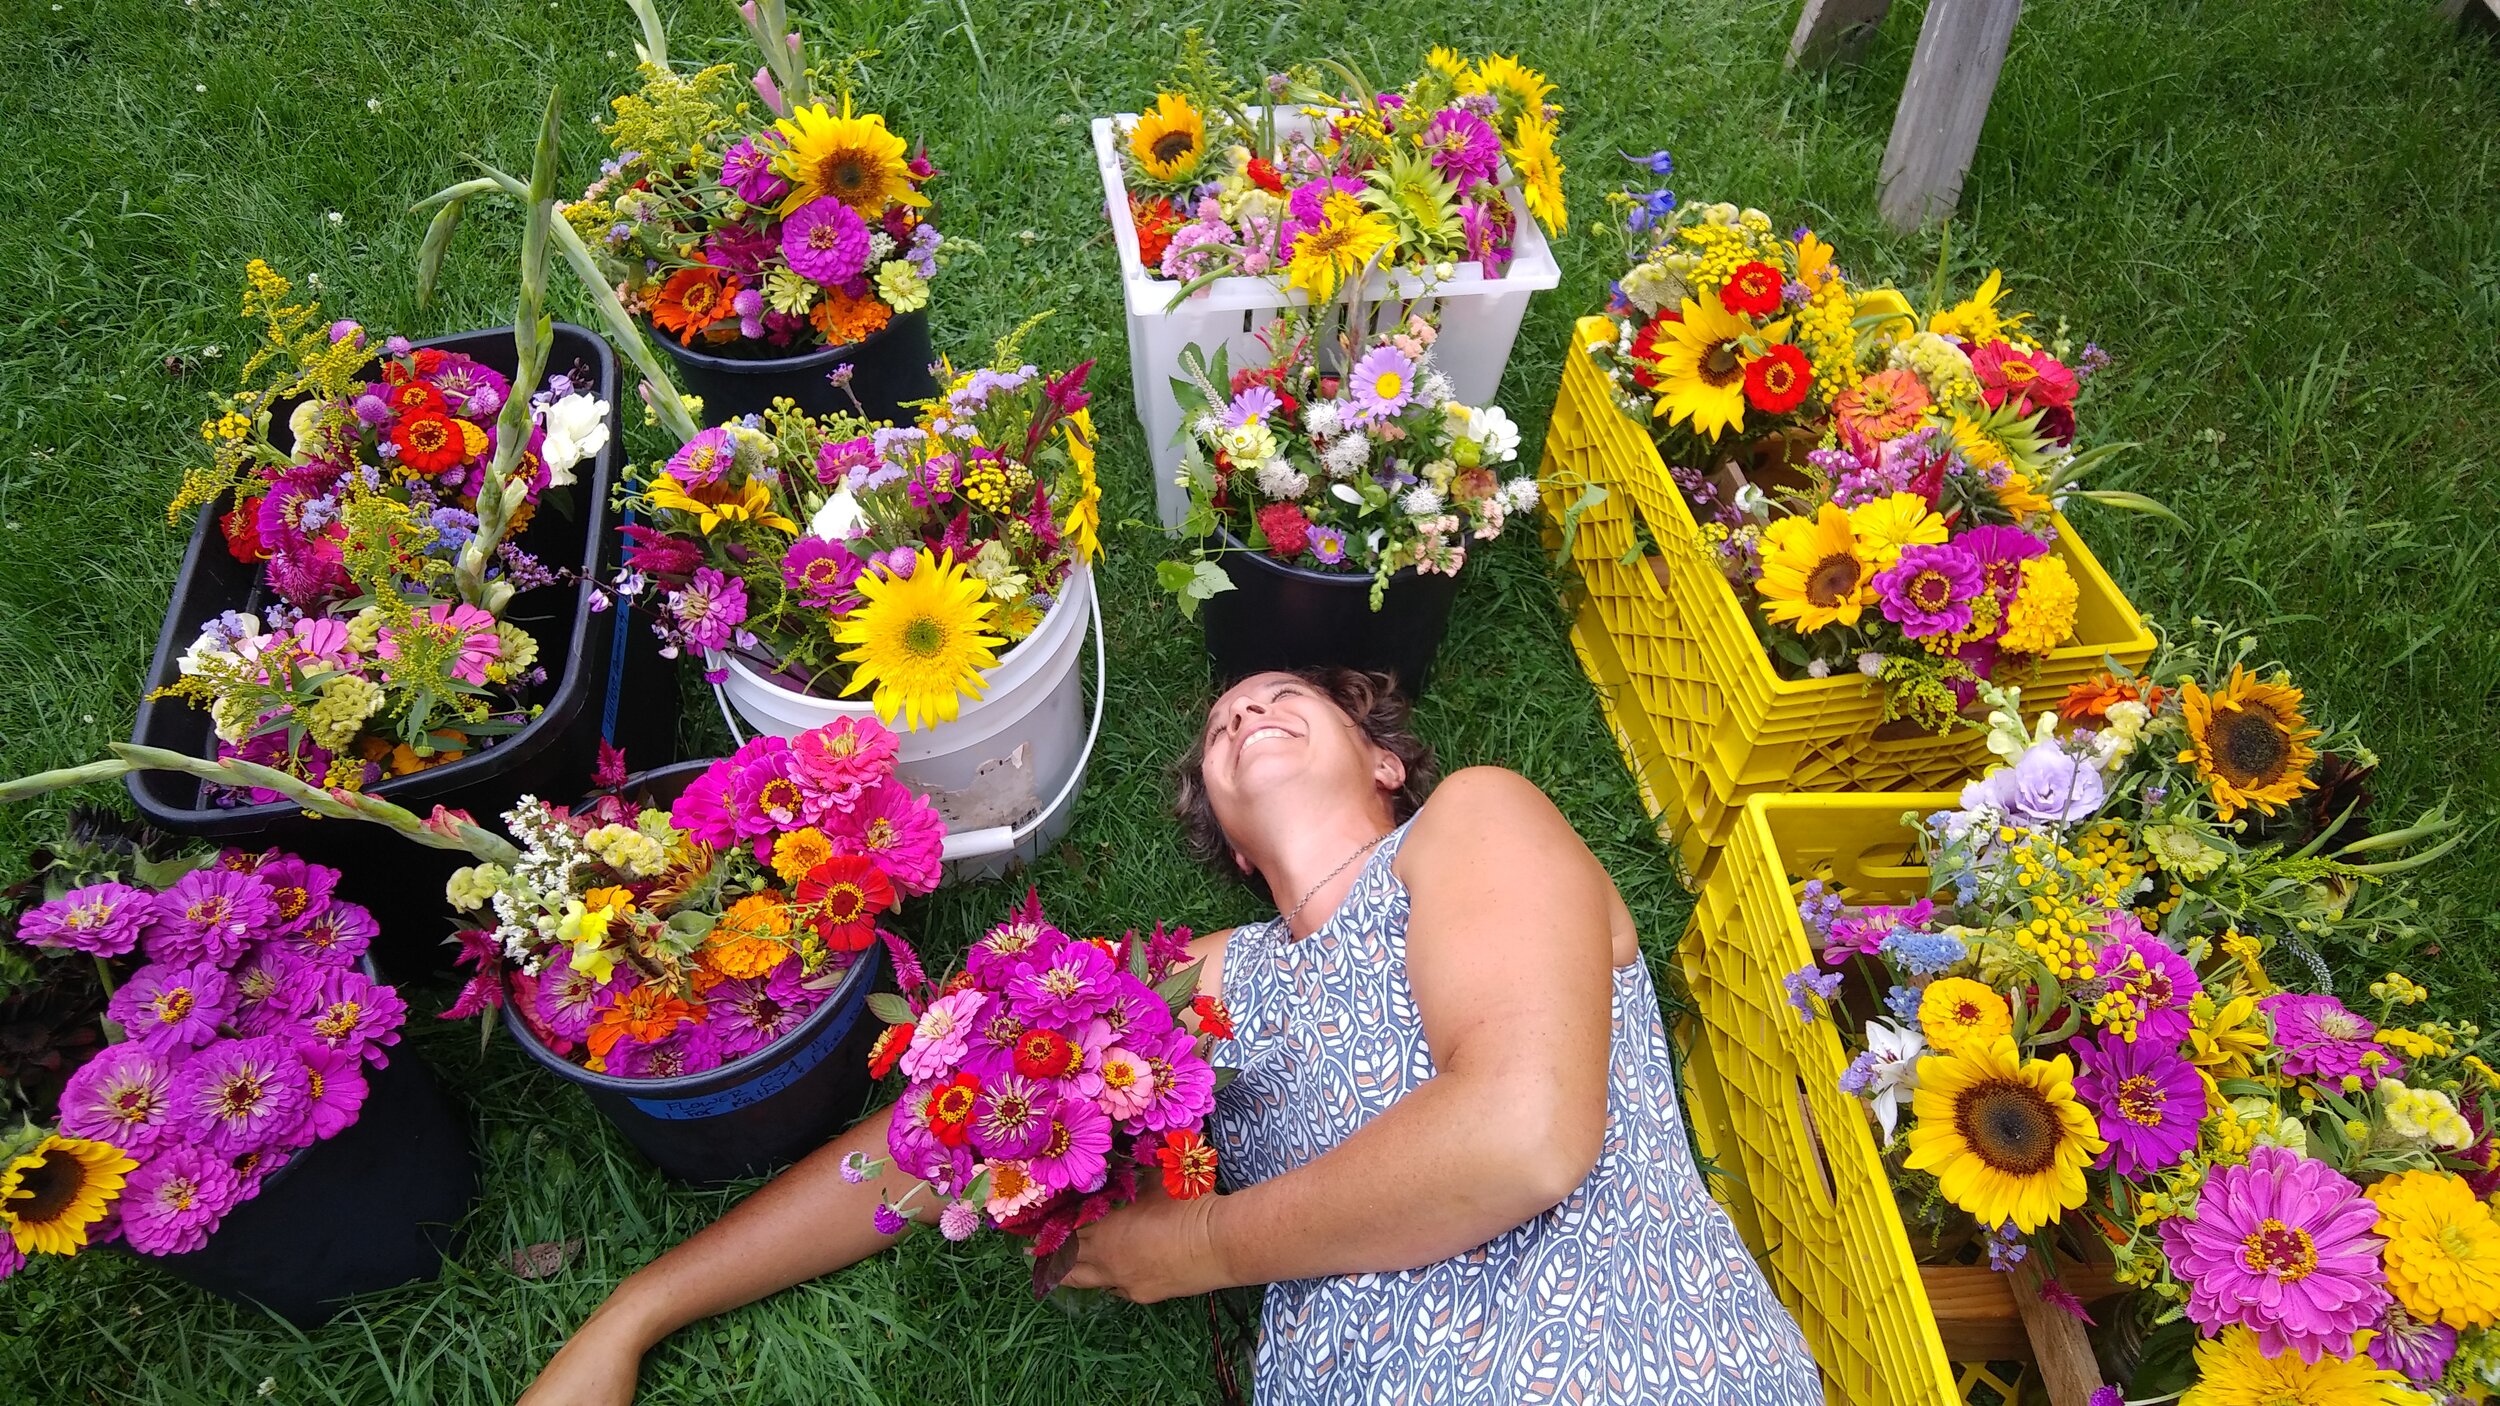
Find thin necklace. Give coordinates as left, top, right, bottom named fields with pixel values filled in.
left=1282, top=831, right=1389, bottom=934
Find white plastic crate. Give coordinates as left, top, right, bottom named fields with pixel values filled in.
left=1090, top=108, right=1563, bottom=528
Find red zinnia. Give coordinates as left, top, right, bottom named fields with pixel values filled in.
left=1743, top=343, right=1813, bottom=415
left=409, top=348, right=447, bottom=377
left=1191, top=994, right=1235, bottom=1040
left=1718, top=260, right=1785, bottom=318
left=390, top=411, right=469, bottom=475
left=796, top=853, right=896, bottom=953
left=1245, top=157, right=1285, bottom=194
left=220, top=504, right=269, bottom=563
left=385, top=380, right=444, bottom=415
left=1155, top=1130, right=1219, bottom=1200
left=1131, top=194, right=1180, bottom=270
left=1012, top=1027, right=1082, bottom=1081
left=1256, top=502, right=1311, bottom=560
left=868, top=1022, right=914, bottom=1079
left=924, top=1073, right=981, bottom=1147
left=1625, top=315, right=1676, bottom=391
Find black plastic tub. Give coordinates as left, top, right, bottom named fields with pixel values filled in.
left=125, top=324, right=681, bottom=978
left=654, top=309, right=937, bottom=426
left=504, top=761, right=889, bottom=1186
left=148, top=1044, right=477, bottom=1328
left=1201, top=527, right=1462, bottom=698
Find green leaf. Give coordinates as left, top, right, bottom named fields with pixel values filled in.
left=416, top=196, right=466, bottom=309
left=1210, top=1065, right=1239, bottom=1092
left=1159, top=559, right=1235, bottom=620
left=2068, top=488, right=2184, bottom=526
left=1552, top=482, right=1605, bottom=565
left=867, top=992, right=916, bottom=1025
left=1154, top=958, right=1204, bottom=1012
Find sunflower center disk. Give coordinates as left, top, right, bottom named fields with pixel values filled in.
left=901, top=618, right=946, bottom=658
left=1151, top=132, right=1196, bottom=163
left=1955, top=1079, right=2062, bottom=1175
left=1807, top=555, right=1862, bottom=608
left=1702, top=341, right=1744, bottom=386
left=2214, top=710, right=2292, bottom=785
left=9, top=1154, right=88, bottom=1224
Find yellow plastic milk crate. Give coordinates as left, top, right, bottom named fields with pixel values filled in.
left=1540, top=317, right=2154, bottom=875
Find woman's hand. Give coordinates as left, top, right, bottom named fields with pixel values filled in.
left=1060, top=1183, right=1227, bottom=1304
left=515, top=1310, right=647, bottom=1406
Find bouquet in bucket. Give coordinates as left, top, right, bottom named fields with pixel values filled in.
left=1580, top=175, right=2169, bottom=729
left=445, top=717, right=944, bottom=1080
left=614, top=322, right=1101, bottom=727
left=1118, top=37, right=1567, bottom=292
left=849, top=894, right=1226, bottom=1290
left=156, top=261, right=611, bottom=799
left=1162, top=301, right=1539, bottom=613
left=1784, top=638, right=2493, bottom=1401
left=1, top=846, right=405, bottom=1276
left=567, top=2, right=967, bottom=356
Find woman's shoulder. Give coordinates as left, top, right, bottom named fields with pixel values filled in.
left=1409, top=766, right=1570, bottom=837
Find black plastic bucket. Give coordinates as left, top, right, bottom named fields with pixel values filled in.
left=503, top=761, right=889, bottom=1185
left=1200, top=528, right=1462, bottom=698
left=654, top=309, right=938, bottom=427
left=148, top=1046, right=477, bottom=1328
left=124, top=324, right=681, bottom=979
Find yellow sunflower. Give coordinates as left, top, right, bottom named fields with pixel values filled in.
left=1757, top=503, right=1876, bottom=632
left=2177, top=1326, right=2418, bottom=1406
left=835, top=548, right=1005, bottom=729
left=1059, top=410, right=1102, bottom=565
left=1847, top=492, right=1948, bottom=570
left=2367, top=1170, right=2500, bottom=1330
left=1127, top=92, right=1206, bottom=184
left=2176, top=665, right=2321, bottom=821
left=1505, top=109, right=1567, bottom=235
left=646, top=475, right=798, bottom=535
left=1425, top=47, right=1483, bottom=93
left=1284, top=190, right=1396, bottom=304
left=1927, top=269, right=2028, bottom=346
left=0, top=1135, right=134, bottom=1257
left=1475, top=54, right=1556, bottom=123
left=1903, top=1036, right=2104, bottom=1234
left=771, top=98, right=929, bottom=217
left=1649, top=296, right=1778, bottom=440
left=1918, top=977, right=2014, bottom=1055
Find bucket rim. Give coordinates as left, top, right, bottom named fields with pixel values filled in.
left=1209, top=526, right=1452, bottom=592
left=652, top=308, right=929, bottom=374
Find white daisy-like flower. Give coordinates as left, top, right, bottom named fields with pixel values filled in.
left=1468, top=405, right=1521, bottom=462
left=1400, top=486, right=1443, bottom=516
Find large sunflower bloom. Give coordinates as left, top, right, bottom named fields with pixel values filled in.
left=1757, top=503, right=1878, bottom=632
left=1285, top=191, right=1396, bottom=304
left=1505, top=109, right=1568, bottom=235
left=2177, top=665, right=2321, bottom=821
left=1, top=1134, right=135, bottom=1256
left=772, top=99, right=929, bottom=217
left=1475, top=54, right=1556, bottom=124
left=1903, top=1036, right=2104, bottom=1234
left=1650, top=297, right=1783, bottom=440
left=1127, top=92, right=1206, bottom=184
left=835, top=549, right=1006, bottom=729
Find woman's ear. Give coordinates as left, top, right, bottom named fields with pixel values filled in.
left=1373, top=748, right=1407, bottom=794
left=1233, top=848, right=1253, bottom=877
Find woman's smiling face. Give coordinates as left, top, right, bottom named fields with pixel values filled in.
left=1198, top=672, right=1381, bottom=821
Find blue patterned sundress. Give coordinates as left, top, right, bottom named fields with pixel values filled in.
left=1208, top=821, right=1822, bottom=1405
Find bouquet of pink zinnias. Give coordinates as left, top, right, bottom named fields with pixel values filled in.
left=853, top=894, right=1227, bottom=1287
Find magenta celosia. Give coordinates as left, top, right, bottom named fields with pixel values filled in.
left=2156, top=1145, right=2390, bottom=1361
left=121, top=1144, right=247, bottom=1256
left=17, top=882, right=152, bottom=957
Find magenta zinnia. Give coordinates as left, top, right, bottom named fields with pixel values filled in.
left=59, top=1045, right=179, bottom=1154
left=2157, top=1145, right=2391, bottom=1361
left=301, top=967, right=408, bottom=1064
left=120, top=1145, right=246, bottom=1256
left=144, top=868, right=275, bottom=967
left=175, top=1036, right=311, bottom=1157
left=108, top=962, right=231, bottom=1055
left=1421, top=108, right=1501, bottom=190
left=2263, top=992, right=2400, bottom=1091
left=2070, top=1034, right=2202, bottom=1177
left=826, top=777, right=946, bottom=895
left=781, top=196, right=872, bottom=285
left=17, top=881, right=152, bottom=957
left=1873, top=542, right=1984, bottom=639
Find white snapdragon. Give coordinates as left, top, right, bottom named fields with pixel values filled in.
left=537, top=392, right=611, bottom=487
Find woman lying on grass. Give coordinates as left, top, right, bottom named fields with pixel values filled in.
left=522, top=667, right=1821, bottom=1404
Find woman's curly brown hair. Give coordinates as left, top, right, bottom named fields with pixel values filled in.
left=1171, top=667, right=1439, bottom=901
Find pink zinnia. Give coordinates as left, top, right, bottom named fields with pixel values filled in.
left=2071, top=1034, right=2202, bottom=1177
left=1026, top=1097, right=1113, bottom=1196
left=293, top=1040, right=370, bottom=1142
left=229, top=941, right=318, bottom=1037
left=301, top=967, right=408, bottom=1066
left=668, top=764, right=739, bottom=847
left=17, top=881, right=152, bottom=957
left=788, top=716, right=902, bottom=812
left=2156, top=1145, right=2389, bottom=1361
left=1135, top=1024, right=1217, bottom=1133
left=2262, top=992, right=2399, bottom=1090
left=966, top=901, right=1067, bottom=988
left=1970, top=340, right=2079, bottom=412
left=719, top=136, right=787, bottom=205
left=1094, top=1045, right=1158, bottom=1123
left=144, top=868, right=276, bottom=968
left=1422, top=109, right=1500, bottom=189
left=176, top=1035, right=311, bottom=1157
left=2093, top=923, right=2202, bottom=1047
left=899, top=988, right=988, bottom=1082
left=1873, top=542, right=1985, bottom=639
left=827, top=777, right=946, bottom=896
left=781, top=197, right=871, bottom=285
left=666, top=426, right=737, bottom=486
left=531, top=946, right=610, bottom=1043
left=59, top=1045, right=179, bottom=1154
left=780, top=536, right=864, bottom=611
left=121, top=1145, right=247, bottom=1257
left=285, top=900, right=375, bottom=967
left=1008, top=942, right=1118, bottom=1028
left=726, top=738, right=809, bottom=840
left=108, top=962, right=231, bottom=1055
left=708, top=964, right=817, bottom=1060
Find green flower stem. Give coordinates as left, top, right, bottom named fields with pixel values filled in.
left=92, top=957, right=124, bottom=1042
left=454, top=89, right=561, bottom=613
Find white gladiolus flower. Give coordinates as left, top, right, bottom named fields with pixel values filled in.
left=537, top=392, right=611, bottom=487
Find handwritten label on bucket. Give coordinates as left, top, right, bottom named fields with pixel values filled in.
left=625, top=978, right=868, bottom=1120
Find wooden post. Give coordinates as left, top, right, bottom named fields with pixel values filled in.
left=1787, top=0, right=1894, bottom=70
left=2005, top=1254, right=2105, bottom=1406
left=1876, top=0, right=2023, bottom=231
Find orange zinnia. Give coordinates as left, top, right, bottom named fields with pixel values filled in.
left=2062, top=672, right=2166, bottom=723
left=701, top=894, right=796, bottom=980
left=1832, top=368, right=1931, bottom=445
left=809, top=285, right=893, bottom=348
left=586, top=983, right=699, bottom=1059
left=1155, top=1129, right=1219, bottom=1199
left=650, top=265, right=742, bottom=345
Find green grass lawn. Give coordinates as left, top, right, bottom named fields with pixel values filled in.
left=1, top=0, right=2495, bottom=1400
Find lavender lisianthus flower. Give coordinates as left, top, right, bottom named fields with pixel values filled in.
left=2001, top=740, right=2107, bottom=824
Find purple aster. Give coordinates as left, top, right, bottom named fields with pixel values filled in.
left=120, top=1145, right=247, bottom=1257
left=300, top=967, right=408, bottom=1066
left=1307, top=526, right=1349, bottom=565
left=1007, top=942, right=1118, bottom=1027
left=531, top=946, right=610, bottom=1043
left=1421, top=108, right=1501, bottom=189
left=1225, top=385, right=1280, bottom=428
left=285, top=900, right=375, bottom=967
left=780, top=536, right=863, bottom=607
left=2071, top=1033, right=2202, bottom=1177
left=2091, top=919, right=2202, bottom=1046
left=1873, top=542, right=1985, bottom=639
left=898, top=988, right=990, bottom=1082
left=1134, top=1025, right=1215, bottom=1133
left=250, top=855, right=339, bottom=935
left=176, top=1035, right=311, bottom=1157
left=781, top=196, right=871, bottom=285
left=609, top=1023, right=725, bottom=1080
left=1025, top=1096, right=1112, bottom=1196
left=2157, top=1145, right=2389, bottom=1361
left=229, top=941, right=319, bottom=1037
left=718, top=136, right=788, bottom=205
left=17, top=882, right=152, bottom=956
left=144, top=868, right=276, bottom=968
left=669, top=567, right=748, bottom=654
left=1347, top=344, right=1416, bottom=426
left=2261, top=993, right=2400, bottom=1090
left=707, top=965, right=818, bottom=1061
left=968, top=1071, right=1054, bottom=1161
left=109, top=962, right=231, bottom=1055
left=665, top=426, right=737, bottom=487
left=2370, top=1302, right=2457, bottom=1385
left=293, top=1040, right=369, bottom=1142
left=59, top=1045, right=180, bottom=1154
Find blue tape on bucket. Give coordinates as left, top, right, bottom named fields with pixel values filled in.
left=599, top=505, right=635, bottom=746
left=623, top=972, right=870, bottom=1120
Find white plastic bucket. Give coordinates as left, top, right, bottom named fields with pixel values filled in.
left=709, top=567, right=1104, bottom=883
left=1091, top=107, right=1563, bottom=529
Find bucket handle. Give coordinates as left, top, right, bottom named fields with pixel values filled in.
left=710, top=583, right=1109, bottom=865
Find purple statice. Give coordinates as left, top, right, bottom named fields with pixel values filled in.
left=2074, top=343, right=2112, bottom=380
left=121, top=1145, right=247, bottom=1256
left=2262, top=993, right=2400, bottom=1090
left=1873, top=542, right=1985, bottom=639
left=2071, top=1034, right=2202, bottom=1177
left=109, top=962, right=231, bottom=1054
left=293, top=1040, right=369, bottom=1142
left=905, top=221, right=942, bottom=278
left=17, top=881, right=152, bottom=956
left=1007, top=942, right=1118, bottom=1027
left=780, top=536, right=862, bottom=608
left=718, top=136, right=788, bottom=205
left=300, top=967, right=408, bottom=1065
left=1793, top=879, right=1846, bottom=943
left=229, top=941, right=318, bottom=1036
left=176, top=1035, right=311, bottom=1157
left=144, top=868, right=276, bottom=968
left=1885, top=984, right=1925, bottom=1024
left=286, top=900, right=375, bottom=966
left=782, top=197, right=870, bottom=284
left=494, top=541, right=559, bottom=594
left=1782, top=965, right=1842, bottom=1021
left=708, top=965, right=817, bottom=1060
left=1420, top=108, right=1500, bottom=189
left=666, top=568, right=749, bottom=654
left=251, top=855, right=339, bottom=935
left=60, top=1045, right=179, bottom=1153
left=426, top=506, right=480, bottom=554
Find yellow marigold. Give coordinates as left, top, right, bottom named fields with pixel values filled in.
left=1919, top=977, right=2013, bottom=1055
left=1998, top=555, right=2079, bottom=655
left=2366, top=1170, right=2500, bottom=1330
